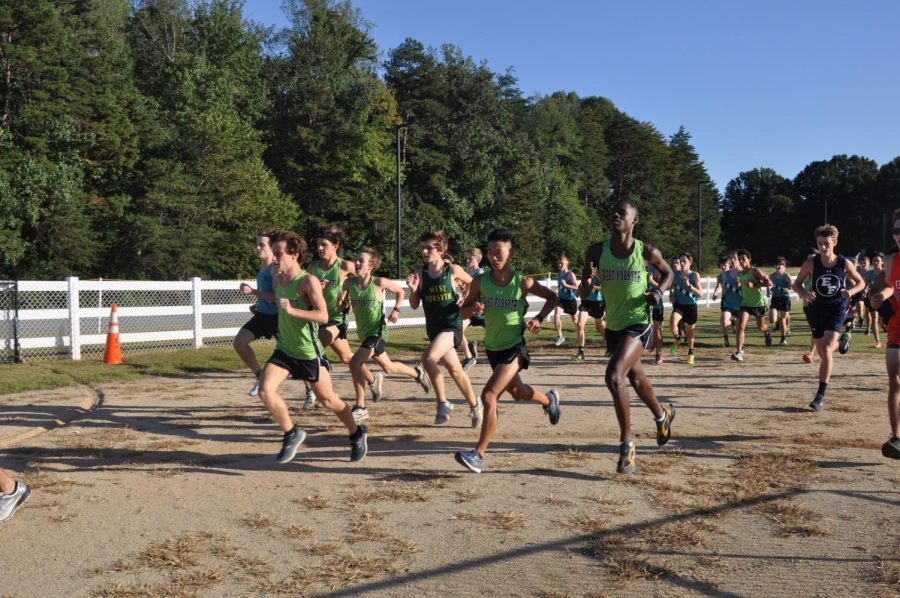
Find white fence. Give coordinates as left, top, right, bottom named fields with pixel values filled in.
left=0, top=275, right=778, bottom=362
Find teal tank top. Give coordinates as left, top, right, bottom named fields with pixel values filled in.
left=673, top=271, right=698, bottom=306
left=256, top=265, right=277, bottom=315
left=557, top=271, right=577, bottom=301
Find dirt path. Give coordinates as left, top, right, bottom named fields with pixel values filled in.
left=1, top=347, right=898, bottom=597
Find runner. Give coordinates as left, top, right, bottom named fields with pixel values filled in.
left=305, top=226, right=381, bottom=409
left=853, top=255, right=870, bottom=329
left=647, top=264, right=666, bottom=364
left=866, top=252, right=885, bottom=348
left=234, top=231, right=278, bottom=396
left=459, top=247, right=485, bottom=371
left=573, top=271, right=606, bottom=361
left=553, top=255, right=579, bottom=346
left=669, top=253, right=701, bottom=365
left=406, top=230, right=483, bottom=427
left=791, top=225, right=865, bottom=411
left=581, top=200, right=675, bottom=474
left=454, top=228, right=561, bottom=474
left=731, top=249, right=773, bottom=362
left=712, top=254, right=741, bottom=348
left=866, top=211, right=900, bottom=459
left=256, top=232, right=367, bottom=463
left=340, top=247, right=431, bottom=423
left=0, top=468, right=30, bottom=522
left=768, top=257, right=793, bottom=345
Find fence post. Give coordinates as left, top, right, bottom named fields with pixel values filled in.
left=192, top=277, right=203, bottom=349
left=67, top=276, right=81, bottom=360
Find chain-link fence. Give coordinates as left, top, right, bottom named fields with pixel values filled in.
left=2, top=275, right=748, bottom=363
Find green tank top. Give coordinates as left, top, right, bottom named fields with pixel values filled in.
left=309, top=259, right=342, bottom=320
left=350, top=277, right=386, bottom=341
left=421, top=265, right=461, bottom=339
left=481, top=270, right=526, bottom=351
left=275, top=271, right=322, bottom=360
left=739, top=270, right=766, bottom=307
left=598, top=239, right=649, bottom=331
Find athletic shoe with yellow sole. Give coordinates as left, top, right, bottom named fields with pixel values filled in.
left=617, top=441, right=636, bottom=474
left=656, top=404, right=675, bottom=446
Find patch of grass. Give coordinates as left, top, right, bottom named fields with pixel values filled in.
left=231, top=557, right=273, bottom=581
left=453, top=510, right=527, bottom=532
left=648, top=520, right=720, bottom=549
left=374, top=471, right=462, bottom=490
left=0, top=345, right=251, bottom=395
left=351, top=484, right=429, bottom=503
left=561, top=514, right=610, bottom=534
left=875, top=556, right=900, bottom=590
left=302, top=541, right=345, bottom=556
left=293, top=495, right=330, bottom=510
left=345, top=512, right=387, bottom=545
left=137, top=535, right=203, bottom=570
left=21, top=471, right=87, bottom=495
left=454, top=490, right=480, bottom=503
left=754, top=500, right=829, bottom=537
left=727, top=452, right=817, bottom=502
left=241, top=514, right=277, bottom=530
left=282, top=524, right=314, bottom=539
left=386, top=536, right=420, bottom=555
left=603, top=554, right=667, bottom=587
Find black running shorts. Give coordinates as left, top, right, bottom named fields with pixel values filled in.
left=360, top=335, right=386, bottom=356
left=321, top=319, right=348, bottom=340
left=741, top=305, right=767, bottom=319
left=673, top=303, right=698, bottom=326
left=604, top=323, right=654, bottom=353
left=652, top=304, right=665, bottom=323
left=770, top=296, right=791, bottom=313
left=486, top=343, right=530, bottom=371
left=266, top=349, right=322, bottom=382
left=240, top=312, right=278, bottom=340
left=558, top=299, right=578, bottom=316
left=579, top=300, right=605, bottom=319
left=806, top=309, right=848, bottom=339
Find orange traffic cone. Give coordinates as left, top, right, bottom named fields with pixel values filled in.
left=103, top=304, right=122, bottom=365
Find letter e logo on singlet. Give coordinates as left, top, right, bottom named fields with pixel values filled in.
left=816, top=274, right=840, bottom=297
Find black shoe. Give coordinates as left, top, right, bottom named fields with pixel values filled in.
left=838, top=332, right=851, bottom=355
left=882, top=436, right=900, bottom=459
left=809, top=394, right=825, bottom=412
left=764, top=331, right=773, bottom=347
left=350, top=424, right=368, bottom=462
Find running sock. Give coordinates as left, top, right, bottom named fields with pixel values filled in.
left=817, top=381, right=828, bottom=396
left=688, top=349, right=694, bottom=355
left=284, top=426, right=296, bottom=438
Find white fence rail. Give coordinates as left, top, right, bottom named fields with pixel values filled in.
left=0, top=275, right=795, bottom=362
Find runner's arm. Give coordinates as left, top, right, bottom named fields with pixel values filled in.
left=459, top=275, right=483, bottom=319
left=522, top=276, right=559, bottom=332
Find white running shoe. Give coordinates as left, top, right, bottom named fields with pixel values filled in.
left=303, top=388, right=317, bottom=409
left=0, top=482, right=31, bottom=522
left=248, top=372, right=261, bottom=397
left=554, top=334, right=565, bottom=347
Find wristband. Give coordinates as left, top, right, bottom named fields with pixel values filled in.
left=535, top=314, right=545, bottom=323
left=391, top=307, right=401, bottom=313
left=651, top=288, right=663, bottom=303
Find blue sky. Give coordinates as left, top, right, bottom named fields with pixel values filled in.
left=243, top=0, right=900, bottom=194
